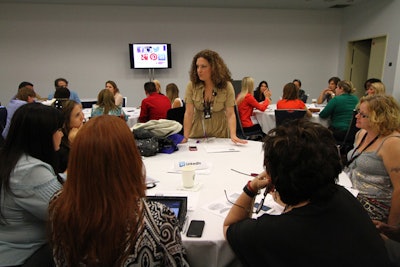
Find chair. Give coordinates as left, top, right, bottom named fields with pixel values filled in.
left=274, top=109, right=307, bottom=127
left=167, top=106, right=185, bottom=135
left=122, top=97, right=127, bottom=107
left=0, top=106, right=7, bottom=132
left=81, top=100, right=97, bottom=109
left=338, top=110, right=359, bottom=164
left=234, top=105, right=264, bottom=141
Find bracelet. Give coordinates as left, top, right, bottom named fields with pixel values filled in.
left=243, top=181, right=259, bottom=198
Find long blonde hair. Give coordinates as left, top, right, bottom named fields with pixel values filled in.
left=236, top=77, right=254, bottom=105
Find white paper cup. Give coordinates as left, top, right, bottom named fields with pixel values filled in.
left=312, top=98, right=317, bottom=104
left=182, top=165, right=196, bottom=188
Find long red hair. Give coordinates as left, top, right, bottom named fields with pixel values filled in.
left=49, top=115, right=146, bottom=266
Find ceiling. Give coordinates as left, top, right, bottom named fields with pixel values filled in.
left=0, top=0, right=371, bottom=9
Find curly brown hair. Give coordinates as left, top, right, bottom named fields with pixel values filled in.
left=189, top=49, right=232, bottom=89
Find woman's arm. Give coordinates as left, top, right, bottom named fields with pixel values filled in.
left=317, top=88, right=332, bottom=104
left=115, top=93, right=123, bottom=107
left=223, top=172, right=270, bottom=238
left=172, top=98, right=182, bottom=109
left=381, top=137, right=400, bottom=225
left=181, top=103, right=194, bottom=143
left=226, top=106, right=247, bottom=144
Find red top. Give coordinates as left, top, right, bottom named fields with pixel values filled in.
left=276, top=99, right=306, bottom=110
left=139, top=93, right=171, bottom=123
left=237, top=93, right=269, bottom=128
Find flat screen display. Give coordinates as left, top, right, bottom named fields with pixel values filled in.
left=129, top=43, right=172, bottom=69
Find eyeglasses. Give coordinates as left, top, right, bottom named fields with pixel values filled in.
left=356, top=109, right=369, bottom=118
left=224, top=189, right=269, bottom=214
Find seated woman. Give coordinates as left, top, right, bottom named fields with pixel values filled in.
left=105, top=80, right=124, bottom=107
left=91, top=89, right=128, bottom=121
left=253, top=80, right=270, bottom=102
left=319, top=80, right=359, bottom=142
left=292, top=79, right=308, bottom=103
left=346, top=95, right=400, bottom=225
left=166, top=83, right=184, bottom=108
left=317, top=76, right=340, bottom=104
left=57, top=100, right=84, bottom=173
left=236, top=76, right=270, bottom=134
left=0, top=103, right=64, bottom=266
left=366, top=81, right=386, bottom=96
left=223, top=119, right=391, bottom=267
left=49, top=115, right=189, bottom=266
left=276, top=82, right=312, bottom=117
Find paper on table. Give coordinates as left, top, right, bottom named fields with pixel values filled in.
left=204, top=145, right=240, bottom=153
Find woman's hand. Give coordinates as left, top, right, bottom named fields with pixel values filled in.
left=231, top=135, right=248, bottom=144
left=263, top=89, right=272, bottom=100
left=181, top=137, right=189, bottom=144
left=249, top=171, right=272, bottom=192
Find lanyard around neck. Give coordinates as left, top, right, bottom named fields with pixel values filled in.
left=347, top=133, right=379, bottom=166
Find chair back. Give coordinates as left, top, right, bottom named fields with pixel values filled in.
left=233, top=105, right=246, bottom=139
left=167, top=106, right=185, bottom=135
left=0, top=106, right=7, bottom=132
left=274, top=109, right=306, bottom=127
left=122, top=97, right=127, bottom=107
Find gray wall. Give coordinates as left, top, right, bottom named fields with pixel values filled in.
left=0, top=1, right=398, bottom=106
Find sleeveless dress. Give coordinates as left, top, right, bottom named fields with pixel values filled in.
left=346, top=135, right=400, bottom=222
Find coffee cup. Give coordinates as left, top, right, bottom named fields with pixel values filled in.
left=181, top=165, right=196, bottom=188
left=311, top=98, right=317, bottom=104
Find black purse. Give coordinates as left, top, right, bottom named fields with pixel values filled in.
left=132, top=128, right=159, bottom=157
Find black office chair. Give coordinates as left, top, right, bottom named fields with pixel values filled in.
left=234, top=105, right=264, bottom=141
left=0, top=106, right=7, bottom=147
left=338, top=110, right=359, bottom=165
left=81, top=100, right=97, bottom=109
left=274, top=109, right=307, bottom=127
left=167, top=106, right=185, bottom=135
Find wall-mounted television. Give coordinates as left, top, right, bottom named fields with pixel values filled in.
left=129, top=43, right=172, bottom=69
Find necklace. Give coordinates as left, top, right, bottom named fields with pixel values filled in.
left=347, top=132, right=379, bottom=166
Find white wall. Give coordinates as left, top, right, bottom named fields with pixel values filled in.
left=0, top=3, right=344, bottom=106
left=340, top=0, right=399, bottom=99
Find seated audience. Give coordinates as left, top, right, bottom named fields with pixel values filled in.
left=0, top=103, right=64, bottom=266
left=49, top=115, right=189, bottom=266
left=317, top=76, right=340, bottom=104
left=2, top=86, right=36, bottom=139
left=236, top=76, right=270, bottom=134
left=138, top=81, right=171, bottom=123
left=91, top=89, right=128, bottom=121
left=276, top=82, right=312, bottom=117
left=292, top=79, right=308, bottom=103
left=57, top=100, right=84, bottom=173
left=319, top=80, right=358, bottom=142
left=48, top=78, right=81, bottom=104
left=346, top=95, right=400, bottom=225
left=18, top=81, right=45, bottom=100
left=105, top=80, right=124, bottom=107
left=253, top=80, right=270, bottom=102
left=366, top=81, right=386, bottom=95
left=223, top=119, right=391, bottom=267
left=166, top=83, right=184, bottom=108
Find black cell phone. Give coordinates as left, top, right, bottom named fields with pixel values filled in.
left=186, top=220, right=205, bottom=237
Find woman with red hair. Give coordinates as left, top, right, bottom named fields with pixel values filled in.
left=49, top=115, right=188, bottom=266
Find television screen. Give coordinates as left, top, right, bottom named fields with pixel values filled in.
left=129, top=43, right=172, bottom=69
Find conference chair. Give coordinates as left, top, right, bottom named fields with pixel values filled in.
left=274, top=109, right=307, bottom=127
left=234, top=105, right=264, bottom=141
left=167, top=106, right=185, bottom=135
left=338, top=110, right=359, bottom=165
left=122, top=97, right=127, bottom=107
left=0, top=106, right=7, bottom=132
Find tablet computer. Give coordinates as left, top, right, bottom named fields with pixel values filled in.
left=147, top=196, right=187, bottom=230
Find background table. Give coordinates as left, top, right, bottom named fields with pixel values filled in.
left=253, top=104, right=329, bottom=134
left=142, top=138, right=352, bottom=267
left=82, top=107, right=140, bottom=128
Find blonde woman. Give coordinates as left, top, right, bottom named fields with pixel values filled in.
left=236, top=77, right=270, bottom=134
left=366, top=82, right=386, bottom=96
left=105, top=80, right=123, bottom=107
left=166, top=83, right=184, bottom=108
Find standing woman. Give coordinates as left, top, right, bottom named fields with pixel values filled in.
left=105, top=80, right=123, bottom=107
left=0, top=103, right=64, bottom=266
left=236, top=76, right=270, bottom=134
left=166, top=83, right=184, bottom=108
left=57, top=100, right=84, bottom=173
left=91, top=89, right=128, bottom=121
left=182, top=49, right=246, bottom=144
left=49, top=115, right=189, bottom=266
left=346, top=95, right=400, bottom=225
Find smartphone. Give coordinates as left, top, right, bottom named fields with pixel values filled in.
left=186, top=220, right=205, bottom=237
left=189, top=146, right=198, bottom=151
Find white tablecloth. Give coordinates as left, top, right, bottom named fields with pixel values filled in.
left=253, top=104, right=329, bottom=134
left=142, top=138, right=353, bottom=267
left=82, top=107, right=140, bottom=128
